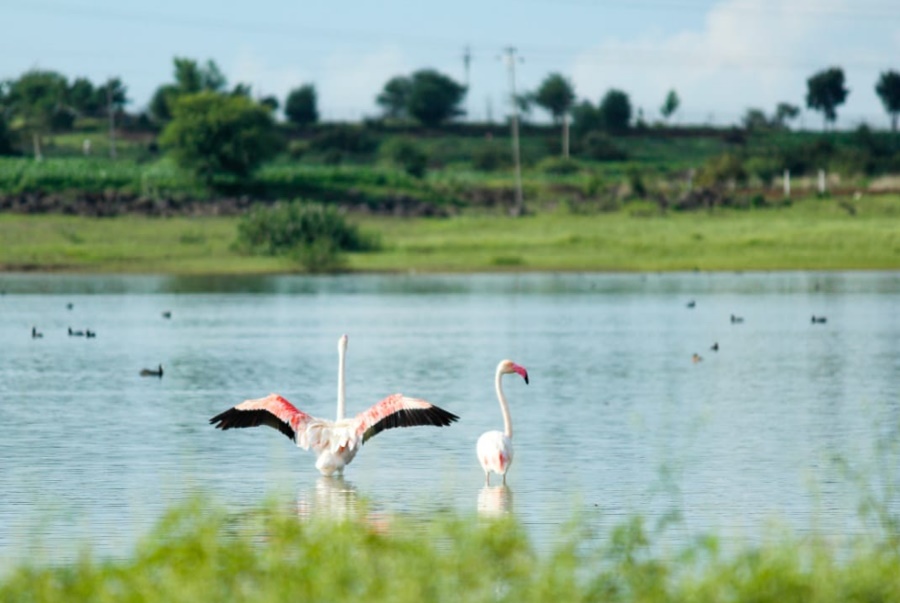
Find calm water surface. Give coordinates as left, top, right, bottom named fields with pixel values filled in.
left=1, top=271, right=899, bottom=565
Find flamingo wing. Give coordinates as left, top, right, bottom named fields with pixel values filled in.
left=354, top=393, right=459, bottom=444
left=209, top=393, right=312, bottom=442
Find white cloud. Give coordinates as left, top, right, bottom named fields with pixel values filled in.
left=568, top=0, right=891, bottom=127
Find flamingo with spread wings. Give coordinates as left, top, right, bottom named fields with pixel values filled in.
left=209, top=334, right=459, bottom=476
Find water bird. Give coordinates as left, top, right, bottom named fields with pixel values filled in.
left=31, top=326, right=43, bottom=339
left=162, top=311, right=172, bottom=319
left=477, top=359, right=529, bottom=486
left=692, top=353, right=703, bottom=363
left=686, top=300, right=696, bottom=308
left=210, top=334, right=459, bottom=477
left=140, top=364, right=164, bottom=378
left=66, top=302, right=73, bottom=310
left=811, top=315, right=827, bottom=324
left=85, top=329, right=96, bottom=338
left=730, top=314, right=744, bottom=324
left=68, top=327, right=85, bottom=336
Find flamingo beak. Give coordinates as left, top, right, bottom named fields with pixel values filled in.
left=513, top=364, right=529, bottom=384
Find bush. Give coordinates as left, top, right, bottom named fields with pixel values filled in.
left=579, top=132, right=627, bottom=161
left=536, top=156, right=581, bottom=175
left=380, top=137, right=428, bottom=178
left=744, top=156, right=782, bottom=182
left=471, top=144, right=509, bottom=171
left=696, top=153, right=747, bottom=188
left=308, top=127, right=378, bottom=156
left=236, top=200, right=378, bottom=272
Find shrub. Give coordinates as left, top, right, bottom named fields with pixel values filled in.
left=472, top=144, right=509, bottom=171
left=536, top=156, right=581, bottom=175
left=380, top=137, right=428, bottom=178
left=308, top=127, right=378, bottom=156
left=696, top=153, right=747, bottom=188
left=580, top=132, right=627, bottom=161
left=744, top=156, right=782, bottom=182
left=236, top=200, right=378, bottom=272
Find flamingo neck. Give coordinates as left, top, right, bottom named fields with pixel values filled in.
left=336, top=345, right=346, bottom=421
left=495, top=368, right=513, bottom=438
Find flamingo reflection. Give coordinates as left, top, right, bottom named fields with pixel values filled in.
left=296, top=476, right=391, bottom=533
left=297, top=476, right=360, bottom=521
left=477, top=484, right=514, bottom=517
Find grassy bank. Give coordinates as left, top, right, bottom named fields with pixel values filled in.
left=3, top=499, right=900, bottom=602
left=1, top=195, right=899, bottom=274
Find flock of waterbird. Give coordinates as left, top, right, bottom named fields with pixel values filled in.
left=686, top=299, right=827, bottom=363
left=29, top=303, right=529, bottom=483
left=30, top=303, right=170, bottom=376
left=209, top=334, right=530, bottom=485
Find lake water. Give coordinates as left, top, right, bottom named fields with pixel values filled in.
left=1, top=271, right=899, bottom=566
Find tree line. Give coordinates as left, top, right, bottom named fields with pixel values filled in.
left=1, top=57, right=899, bottom=183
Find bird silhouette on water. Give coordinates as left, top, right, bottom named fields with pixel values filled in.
left=31, top=326, right=43, bottom=339
left=68, top=327, right=84, bottom=336
left=140, top=364, right=164, bottom=378
left=730, top=314, right=744, bottom=324
left=811, top=315, right=827, bottom=324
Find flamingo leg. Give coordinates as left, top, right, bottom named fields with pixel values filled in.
left=501, top=473, right=507, bottom=485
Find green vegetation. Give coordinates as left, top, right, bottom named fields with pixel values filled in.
left=1, top=195, right=898, bottom=274
left=2, top=497, right=900, bottom=602
left=160, top=92, right=283, bottom=183
left=236, top=200, right=379, bottom=272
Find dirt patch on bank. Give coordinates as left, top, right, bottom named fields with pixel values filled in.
left=0, top=191, right=452, bottom=218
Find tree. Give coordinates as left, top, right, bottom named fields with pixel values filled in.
left=260, top=95, right=279, bottom=113
left=285, top=84, right=319, bottom=127
left=406, top=69, right=466, bottom=127
left=376, top=76, right=411, bottom=119
left=773, top=102, right=800, bottom=129
left=533, top=73, right=576, bottom=157
left=742, top=108, right=769, bottom=131
left=660, top=89, right=680, bottom=122
left=875, top=70, right=900, bottom=133
left=7, top=70, right=69, bottom=159
left=160, top=92, right=282, bottom=183
left=570, top=100, right=602, bottom=138
left=806, top=67, right=849, bottom=131
left=150, top=57, right=227, bottom=123
left=598, top=89, right=632, bottom=134
left=0, top=113, right=15, bottom=155
left=68, top=78, right=100, bottom=117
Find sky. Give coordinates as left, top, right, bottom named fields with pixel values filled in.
left=3, top=0, right=900, bottom=128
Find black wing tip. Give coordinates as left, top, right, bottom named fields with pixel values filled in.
left=208, top=407, right=296, bottom=441
left=362, top=404, right=460, bottom=443
left=433, top=405, right=460, bottom=426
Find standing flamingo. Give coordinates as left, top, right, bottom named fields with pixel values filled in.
left=477, top=359, right=529, bottom=485
left=210, top=334, right=459, bottom=476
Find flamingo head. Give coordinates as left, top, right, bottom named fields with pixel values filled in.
left=498, top=359, right=529, bottom=384
left=338, top=334, right=348, bottom=354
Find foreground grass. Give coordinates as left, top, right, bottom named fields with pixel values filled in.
left=1, top=195, right=899, bottom=274
left=3, top=499, right=900, bottom=603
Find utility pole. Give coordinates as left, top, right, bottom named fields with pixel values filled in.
left=462, top=45, right=472, bottom=121
left=502, top=46, right=524, bottom=216
left=107, top=79, right=117, bottom=160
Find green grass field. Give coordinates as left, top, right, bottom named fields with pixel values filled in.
left=1, top=195, right=899, bottom=273
left=3, top=498, right=899, bottom=602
